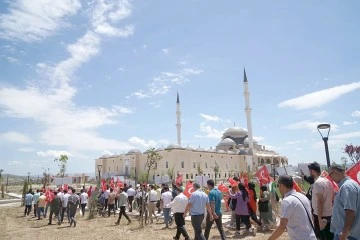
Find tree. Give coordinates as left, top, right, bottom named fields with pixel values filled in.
left=54, top=154, right=68, bottom=178
left=344, top=144, right=360, bottom=165
left=167, top=164, right=175, bottom=180
left=0, top=169, right=4, bottom=183
left=0, top=169, right=4, bottom=199
left=197, top=162, right=204, bottom=175
left=145, top=148, right=162, bottom=183
left=211, top=161, right=220, bottom=184
left=41, top=168, right=50, bottom=188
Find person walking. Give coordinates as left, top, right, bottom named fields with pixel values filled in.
left=108, top=188, right=116, bottom=217
left=161, top=185, right=173, bottom=228
left=259, top=185, right=273, bottom=231
left=328, top=164, right=360, bottom=240
left=24, top=189, right=33, bottom=216
left=127, top=185, right=135, bottom=212
left=204, top=179, right=226, bottom=240
left=167, top=187, right=190, bottom=240
left=184, top=182, right=212, bottom=240
left=36, top=192, right=46, bottom=220
left=229, top=182, right=256, bottom=235
left=115, top=188, right=131, bottom=225
left=33, top=190, right=40, bottom=218
left=248, top=182, right=262, bottom=227
left=48, top=190, right=62, bottom=225
left=80, top=189, right=88, bottom=217
left=67, top=188, right=80, bottom=227
left=104, top=186, right=110, bottom=210
left=308, top=162, right=334, bottom=240
left=268, top=175, right=316, bottom=240
left=148, top=185, right=158, bottom=224
left=61, top=189, right=70, bottom=223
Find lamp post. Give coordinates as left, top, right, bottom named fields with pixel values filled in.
left=97, top=164, right=102, bottom=184
left=317, top=123, right=331, bottom=167
left=270, top=163, right=276, bottom=181
left=27, top=172, right=30, bottom=184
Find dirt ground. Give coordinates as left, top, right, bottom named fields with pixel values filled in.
left=0, top=205, right=289, bottom=240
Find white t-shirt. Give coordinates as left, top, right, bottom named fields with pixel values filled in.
left=80, top=192, right=88, bottom=204
left=161, top=191, right=173, bottom=207
left=63, top=193, right=70, bottom=207
left=127, top=188, right=136, bottom=197
left=281, top=190, right=317, bottom=240
left=149, top=190, right=158, bottom=202
left=312, top=176, right=334, bottom=216
left=104, top=189, right=110, bottom=199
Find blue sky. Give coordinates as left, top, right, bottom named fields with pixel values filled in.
left=0, top=0, right=359, bottom=176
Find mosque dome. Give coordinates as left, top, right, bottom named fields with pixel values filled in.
left=207, top=148, right=216, bottom=153
left=195, top=147, right=206, bottom=152
left=156, top=147, right=165, bottom=151
left=100, top=154, right=110, bottom=159
left=217, top=138, right=236, bottom=147
left=223, top=127, right=248, bottom=137
left=166, top=144, right=183, bottom=149
left=217, top=150, right=226, bottom=154
left=127, top=149, right=142, bottom=155
left=185, top=146, right=194, bottom=151
left=238, top=150, right=248, bottom=155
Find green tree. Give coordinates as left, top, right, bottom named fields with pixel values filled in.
left=197, top=162, right=203, bottom=175
left=54, top=155, right=68, bottom=178
left=211, top=161, right=220, bottom=184
left=167, top=164, right=175, bottom=180
left=145, top=148, right=162, bottom=183
left=0, top=169, right=4, bottom=183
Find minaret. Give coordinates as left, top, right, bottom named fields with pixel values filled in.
left=244, top=69, right=254, bottom=155
left=176, top=92, right=182, bottom=145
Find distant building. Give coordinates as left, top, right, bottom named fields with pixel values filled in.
left=95, top=70, right=288, bottom=183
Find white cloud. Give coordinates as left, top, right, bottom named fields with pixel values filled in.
left=0, top=131, right=32, bottom=144
left=178, top=61, right=188, bottom=66
left=149, top=101, right=162, bottom=108
left=6, top=56, right=19, bottom=64
left=101, top=150, right=114, bottom=156
left=37, top=150, right=72, bottom=158
left=130, top=91, right=149, bottom=99
left=312, top=111, right=328, bottom=118
left=278, top=82, right=360, bottom=110
left=352, top=110, right=360, bottom=118
left=142, top=45, right=147, bottom=49
left=199, top=113, right=221, bottom=122
left=343, top=121, right=357, bottom=125
left=162, top=48, right=169, bottom=55
left=254, top=136, right=265, bottom=142
left=332, top=131, right=360, bottom=140
left=286, top=140, right=307, bottom=145
left=128, top=137, right=169, bottom=149
left=285, top=120, right=339, bottom=132
left=182, top=68, right=204, bottom=75
left=118, top=67, right=125, bottom=72
left=18, top=147, right=36, bottom=152
left=195, top=122, right=224, bottom=139
left=7, top=160, right=21, bottom=166
left=0, top=0, right=81, bottom=42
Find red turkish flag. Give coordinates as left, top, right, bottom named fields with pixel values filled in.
left=240, top=172, right=249, bottom=187
left=176, top=174, right=183, bottom=186
left=322, top=170, right=340, bottom=192
left=45, top=189, right=55, bottom=203
left=184, top=181, right=195, bottom=198
left=101, top=179, right=107, bottom=192
left=117, top=179, right=124, bottom=189
left=346, top=161, right=360, bottom=185
left=227, top=178, right=238, bottom=187
left=293, top=180, right=302, bottom=192
left=87, top=186, right=92, bottom=197
left=256, top=165, right=270, bottom=185
left=110, top=177, right=115, bottom=189
left=218, top=183, right=229, bottom=193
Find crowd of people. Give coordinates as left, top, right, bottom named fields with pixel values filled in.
left=22, top=161, right=359, bottom=240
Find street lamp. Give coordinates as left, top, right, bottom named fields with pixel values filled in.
left=270, top=163, right=276, bottom=181
left=317, top=123, right=331, bottom=167
left=27, top=172, right=30, bottom=183
left=97, top=164, right=102, bottom=183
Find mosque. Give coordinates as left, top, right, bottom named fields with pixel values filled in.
left=95, top=70, right=288, bottom=183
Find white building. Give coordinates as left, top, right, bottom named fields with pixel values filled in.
left=95, top=70, right=288, bottom=183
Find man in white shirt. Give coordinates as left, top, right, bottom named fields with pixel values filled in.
left=80, top=189, right=88, bottom=217
left=268, top=175, right=316, bottom=240
left=161, top=186, right=174, bottom=228
left=104, top=187, right=110, bottom=210
left=126, top=185, right=136, bottom=212
left=167, top=187, right=190, bottom=240
left=156, top=185, right=162, bottom=214
left=308, top=162, right=334, bottom=240
left=61, top=189, right=70, bottom=223
left=115, top=188, right=131, bottom=225
left=148, top=185, right=159, bottom=224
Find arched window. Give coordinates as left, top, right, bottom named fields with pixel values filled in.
left=191, top=173, right=193, bottom=179
left=225, top=173, right=227, bottom=178
left=166, top=161, right=168, bottom=168
left=181, top=161, right=184, bottom=168
left=193, top=162, right=196, bottom=168
left=205, top=163, right=208, bottom=168
left=186, top=174, right=189, bottom=179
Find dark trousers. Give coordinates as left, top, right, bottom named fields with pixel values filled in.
left=80, top=203, right=87, bottom=216
left=68, top=208, right=77, bottom=224
left=33, top=204, right=38, bottom=217
left=236, top=214, right=251, bottom=231
left=249, top=209, right=262, bottom=226
left=116, top=206, right=131, bottom=224
left=191, top=214, right=206, bottom=240
left=156, top=199, right=161, bottom=213
left=37, top=207, right=44, bottom=219
left=24, top=205, right=32, bottom=216
left=108, top=204, right=116, bottom=216
left=204, top=213, right=226, bottom=240
left=61, top=207, right=68, bottom=223
left=48, top=210, right=60, bottom=224
left=174, top=212, right=189, bottom=239
left=104, top=199, right=108, bottom=210
left=128, top=196, right=134, bottom=212
left=313, top=214, right=334, bottom=240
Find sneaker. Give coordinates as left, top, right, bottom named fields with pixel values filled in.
left=73, top=220, right=76, bottom=227
left=235, top=231, right=241, bottom=235
left=173, top=237, right=179, bottom=240
left=70, top=220, right=73, bottom=227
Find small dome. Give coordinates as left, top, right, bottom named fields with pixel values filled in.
left=238, top=150, right=247, bottom=155
left=185, top=146, right=194, bottom=151
left=127, top=149, right=142, bottom=155
left=166, top=144, right=183, bottom=149
left=156, top=147, right=165, bottom=151
left=226, top=150, right=234, bottom=154
left=195, top=147, right=206, bottom=152
left=223, top=127, right=247, bottom=137
left=217, top=150, right=226, bottom=154
left=100, top=154, right=110, bottom=159
left=207, top=148, right=216, bottom=152
left=217, top=138, right=236, bottom=147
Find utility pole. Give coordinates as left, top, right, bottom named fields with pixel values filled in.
left=6, top=174, right=9, bottom=192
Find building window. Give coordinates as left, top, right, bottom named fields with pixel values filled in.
left=155, top=163, right=157, bottom=168
left=219, top=173, right=221, bottom=178
left=200, top=155, right=202, bottom=157
left=153, top=175, right=155, bottom=180
left=186, top=174, right=189, bottom=179
left=225, top=173, right=227, bottom=178
left=166, top=161, right=168, bottom=168
left=193, top=162, right=196, bottom=168
left=208, top=174, right=210, bottom=178
left=113, top=159, right=114, bottom=162
left=117, top=166, right=118, bottom=172
left=205, top=163, right=208, bottom=168
left=181, top=161, right=184, bottom=168
left=191, top=173, right=193, bottom=179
